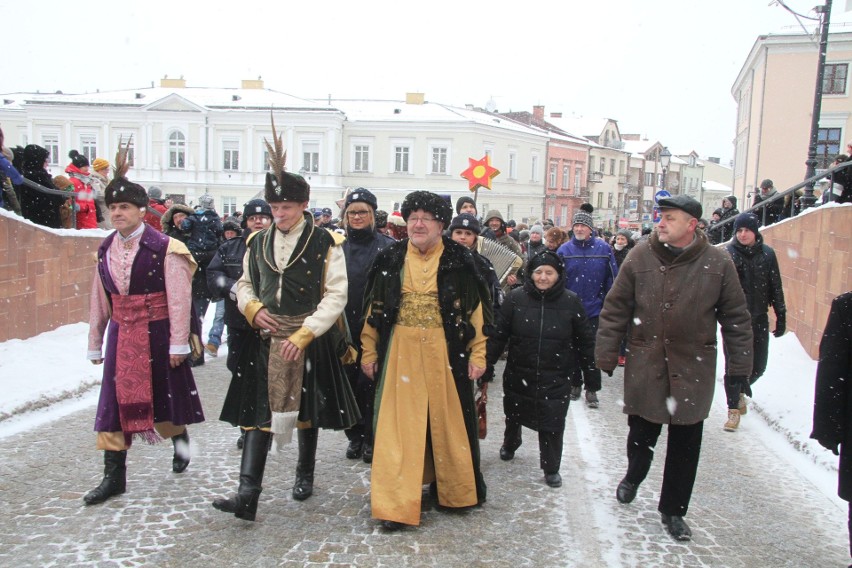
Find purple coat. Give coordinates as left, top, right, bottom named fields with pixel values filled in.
left=94, top=226, right=204, bottom=435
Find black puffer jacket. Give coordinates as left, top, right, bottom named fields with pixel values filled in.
left=486, top=254, right=597, bottom=432
left=206, top=235, right=250, bottom=330
left=726, top=233, right=786, bottom=320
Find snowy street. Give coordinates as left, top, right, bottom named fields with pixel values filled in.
left=0, top=340, right=848, bottom=567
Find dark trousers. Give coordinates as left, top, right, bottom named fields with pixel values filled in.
left=343, top=363, right=376, bottom=445
left=624, top=415, right=704, bottom=517
left=724, top=315, right=770, bottom=408
left=504, top=419, right=564, bottom=474
left=571, top=316, right=601, bottom=391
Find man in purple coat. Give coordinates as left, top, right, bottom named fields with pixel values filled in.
left=84, top=151, right=204, bottom=506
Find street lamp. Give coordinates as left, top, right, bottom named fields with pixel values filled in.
left=660, top=147, right=672, bottom=192
left=802, top=0, right=833, bottom=210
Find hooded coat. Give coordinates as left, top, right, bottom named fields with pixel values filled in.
left=486, top=255, right=597, bottom=432
left=19, top=145, right=64, bottom=228
left=596, top=230, right=753, bottom=425
left=711, top=195, right=739, bottom=243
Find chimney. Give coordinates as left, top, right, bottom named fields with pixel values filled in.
left=241, top=78, right=264, bottom=89
left=405, top=92, right=425, bottom=105
left=533, top=105, right=545, bottom=121
left=160, top=75, right=186, bottom=88
left=550, top=112, right=562, bottom=118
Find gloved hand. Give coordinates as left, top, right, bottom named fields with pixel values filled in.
left=728, top=375, right=752, bottom=397
left=773, top=312, right=786, bottom=337
left=817, top=438, right=840, bottom=456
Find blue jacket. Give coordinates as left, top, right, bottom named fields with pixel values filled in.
left=556, top=236, right=618, bottom=318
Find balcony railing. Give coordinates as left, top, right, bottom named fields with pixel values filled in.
left=588, top=172, right=603, bottom=183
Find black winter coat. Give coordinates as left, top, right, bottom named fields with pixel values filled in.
left=486, top=272, right=597, bottom=432
left=725, top=235, right=786, bottom=320
left=342, top=227, right=395, bottom=351
left=811, top=292, right=852, bottom=500
left=752, top=191, right=785, bottom=226
left=206, top=235, right=250, bottom=330
left=18, top=145, right=64, bottom=228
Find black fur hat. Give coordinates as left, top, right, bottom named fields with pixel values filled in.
left=264, top=171, right=310, bottom=203
left=401, top=190, right=453, bottom=228
left=105, top=177, right=148, bottom=208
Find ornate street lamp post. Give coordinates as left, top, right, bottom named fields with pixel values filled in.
left=660, top=147, right=672, bottom=193
left=802, top=0, right=833, bottom=210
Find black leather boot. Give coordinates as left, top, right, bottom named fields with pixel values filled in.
left=172, top=430, right=190, bottom=473
left=83, top=450, right=127, bottom=505
left=212, top=429, right=271, bottom=521
left=292, top=428, right=318, bottom=501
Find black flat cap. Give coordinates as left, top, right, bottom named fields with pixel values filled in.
left=657, top=194, right=702, bottom=220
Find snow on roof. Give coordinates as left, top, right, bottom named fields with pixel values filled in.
left=2, top=87, right=338, bottom=112
left=545, top=115, right=610, bottom=139
left=325, top=98, right=548, bottom=137
left=703, top=179, right=732, bottom=193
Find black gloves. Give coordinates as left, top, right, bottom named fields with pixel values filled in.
left=773, top=312, right=786, bottom=337
left=728, top=375, right=752, bottom=397
left=818, top=438, right=840, bottom=456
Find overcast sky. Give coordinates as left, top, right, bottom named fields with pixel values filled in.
left=3, top=0, right=849, bottom=163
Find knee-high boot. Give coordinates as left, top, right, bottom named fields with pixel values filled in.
left=292, top=427, right=318, bottom=501
left=83, top=450, right=127, bottom=505
left=212, top=429, right=271, bottom=521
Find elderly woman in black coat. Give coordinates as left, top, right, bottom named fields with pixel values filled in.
left=485, top=251, right=597, bottom=488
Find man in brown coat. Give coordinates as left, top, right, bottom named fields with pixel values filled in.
left=596, top=194, right=753, bottom=541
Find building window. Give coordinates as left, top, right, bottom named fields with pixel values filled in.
left=560, top=205, right=567, bottom=225
left=824, top=63, right=848, bottom=95
left=609, top=159, right=616, bottom=175
left=42, top=134, right=60, bottom=166
left=574, top=168, right=582, bottom=192
left=431, top=146, right=448, bottom=174
left=223, top=140, right=239, bottom=171
left=506, top=203, right=514, bottom=220
left=508, top=152, right=517, bottom=179
left=169, top=131, right=186, bottom=169
left=549, top=162, right=558, bottom=188
left=562, top=165, right=570, bottom=189
left=531, top=155, right=539, bottom=182
left=80, top=135, right=97, bottom=163
left=547, top=204, right=555, bottom=220
left=607, top=192, right=614, bottom=209
left=597, top=192, right=603, bottom=209
left=394, top=146, right=410, bottom=173
left=619, top=160, right=626, bottom=175
left=644, top=172, right=655, bottom=186
left=262, top=149, right=271, bottom=171
left=817, top=127, right=842, bottom=168
left=302, top=142, right=319, bottom=173
left=222, top=196, right=237, bottom=217
left=354, top=145, right=370, bottom=172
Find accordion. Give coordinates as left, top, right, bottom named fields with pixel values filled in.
left=478, top=238, right=523, bottom=287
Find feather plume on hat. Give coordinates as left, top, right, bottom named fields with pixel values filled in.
left=263, top=111, right=310, bottom=203
left=105, top=136, right=148, bottom=207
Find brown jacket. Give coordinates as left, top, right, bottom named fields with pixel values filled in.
left=595, top=230, right=752, bottom=425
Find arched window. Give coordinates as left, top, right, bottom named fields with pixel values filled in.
left=169, top=131, right=186, bottom=169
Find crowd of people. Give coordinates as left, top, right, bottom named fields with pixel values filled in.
left=6, top=122, right=851, bottom=554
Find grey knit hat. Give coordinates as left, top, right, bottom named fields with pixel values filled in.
left=572, top=210, right=594, bottom=230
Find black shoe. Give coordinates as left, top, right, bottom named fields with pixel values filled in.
left=83, top=450, right=127, bottom=506
left=661, top=513, right=692, bottom=541
left=171, top=431, right=190, bottom=473
left=362, top=441, right=373, bottom=464
left=345, top=438, right=363, bottom=459
left=381, top=520, right=405, bottom=531
left=570, top=385, right=582, bottom=401
left=499, top=446, right=515, bottom=461
left=585, top=390, right=599, bottom=409
left=212, top=430, right=271, bottom=522
left=616, top=479, right=637, bottom=504
left=544, top=472, right=562, bottom=488
left=212, top=489, right=261, bottom=521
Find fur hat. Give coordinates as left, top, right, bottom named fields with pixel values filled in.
left=345, top=188, right=378, bottom=210
left=456, top=195, right=476, bottom=214
left=572, top=210, right=594, bottom=230
left=265, top=171, right=310, bottom=203
left=68, top=149, right=89, bottom=169
left=401, top=191, right=453, bottom=228
left=52, top=175, right=73, bottom=190
left=448, top=213, right=481, bottom=234
left=91, top=158, right=110, bottom=172
left=733, top=212, right=760, bottom=236
left=223, top=219, right=242, bottom=235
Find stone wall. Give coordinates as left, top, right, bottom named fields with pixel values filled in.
left=761, top=203, right=852, bottom=359
left=0, top=212, right=104, bottom=342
